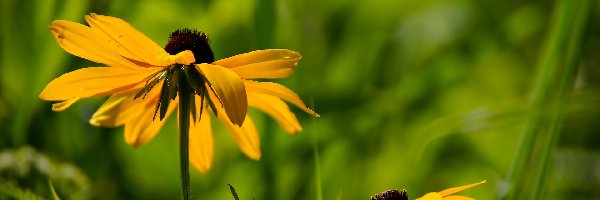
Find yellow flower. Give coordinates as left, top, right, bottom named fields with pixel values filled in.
left=416, top=180, right=486, bottom=200
left=40, top=13, right=319, bottom=173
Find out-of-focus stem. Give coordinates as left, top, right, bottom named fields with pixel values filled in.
left=505, top=0, right=593, bottom=199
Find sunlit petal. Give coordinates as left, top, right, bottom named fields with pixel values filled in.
left=51, top=97, right=80, bottom=111
left=189, top=97, right=214, bottom=173
left=443, top=196, right=475, bottom=200
left=244, top=80, right=319, bottom=117
left=85, top=13, right=173, bottom=66
left=438, top=180, right=486, bottom=197
left=416, top=193, right=443, bottom=200
left=156, top=50, right=195, bottom=65
left=417, top=180, right=486, bottom=200
left=49, top=20, right=138, bottom=69
left=124, top=98, right=177, bottom=148
left=196, top=63, right=247, bottom=126
left=214, top=49, right=301, bottom=79
left=248, top=93, right=302, bottom=134
left=209, top=91, right=261, bottom=160
left=90, top=80, right=161, bottom=127
left=39, top=66, right=161, bottom=101
left=89, top=93, right=133, bottom=127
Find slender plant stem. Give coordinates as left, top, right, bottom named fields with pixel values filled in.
left=309, top=99, right=323, bottom=200
left=311, top=120, right=323, bottom=200
left=532, top=1, right=593, bottom=198
left=505, top=0, right=592, bottom=199
left=179, top=74, right=192, bottom=200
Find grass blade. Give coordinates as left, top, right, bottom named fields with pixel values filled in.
left=504, top=0, right=594, bottom=199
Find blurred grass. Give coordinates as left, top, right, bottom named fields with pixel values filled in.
left=1, top=0, right=600, bottom=199
left=505, top=0, right=594, bottom=199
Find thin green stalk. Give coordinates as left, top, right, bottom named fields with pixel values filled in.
left=504, top=0, right=592, bottom=199
left=533, top=1, right=593, bottom=198
left=312, top=136, right=323, bottom=200
left=310, top=105, right=323, bottom=200
left=48, top=179, right=61, bottom=200
left=179, top=75, right=192, bottom=200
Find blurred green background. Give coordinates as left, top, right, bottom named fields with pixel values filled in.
left=1, top=0, right=600, bottom=199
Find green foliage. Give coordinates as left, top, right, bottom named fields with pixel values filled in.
left=0, top=147, right=89, bottom=199
left=0, top=182, right=45, bottom=200
left=1, top=0, right=600, bottom=199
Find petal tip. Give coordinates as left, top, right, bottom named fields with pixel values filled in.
left=194, top=166, right=211, bottom=173
left=124, top=133, right=143, bottom=148
left=288, top=129, right=301, bottom=136
left=39, top=87, right=66, bottom=101
left=89, top=118, right=101, bottom=126
left=249, top=152, right=261, bottom=160
left=191, top=158, right=213, bottom=173
left=38, top=92, right=48, bottom=100
left=51, top=97, right=80, bottom=111
left=310, top=110, right=320, bottom=118
left=231, top=116, right=246, bottom=127
left=48, top=26, right=63, bottom=40
left=131, top=141, right=142, bottom=148
left=87, top=13, right=102, bottom=20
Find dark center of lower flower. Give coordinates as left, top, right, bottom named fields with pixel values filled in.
left=164, top=28, right=215, bottom=64
left=371, top=189, right=408, bottom=200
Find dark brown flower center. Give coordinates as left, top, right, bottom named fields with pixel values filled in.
left=164, top=28, right=214, bottom=64
left=371, top=189, right=408, bottom=200
left=136, top=29, right=219, bottom=122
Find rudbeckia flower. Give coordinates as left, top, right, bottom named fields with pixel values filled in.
left=40, top=13, right=318, bottom=190
left=416, top=180, right=486, bottom=200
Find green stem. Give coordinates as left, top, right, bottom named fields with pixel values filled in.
left=178, top=74, right=192, bottom=200
left=312, top=137, right=323, bottom=200
left=532, top=1, right=593, bottom=198
left=505, top=0, right=592, bottom=199
left=309, top=99, right=323, bottom=200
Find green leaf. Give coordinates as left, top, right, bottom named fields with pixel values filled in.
left=48, top=180, right=61, bottom=200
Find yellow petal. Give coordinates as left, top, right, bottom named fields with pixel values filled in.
left=51, top=97, right=80, bottom=111
left=49, top=20, right=138, bottom=69
left=39, top=66, right=161, bottom=101
left=209, top=91, right=261, bottom=160
left=247, top=93, right=302, bottom=134
left=214, top=49, right=301, bottom=79
left=443, top=196, right=475, bottom=200
left=124, top=98, right=177, bottom=148
left=90, top=78, right=161, bottom=127
left=189, top=98, right=214, bottom=173
left=244, top=80, right=319, bottom=117
left=223, top=114, right=261, bottom=160
left=84, top=13, right=172, bottom=66
left=438, top=180, right=486, bottom=197
left=156, top=50, right=196, bottom=65
left=90, top=93, right=132, bottom=127
left=416, top=193, right=443, bottom=200
left=196, top=64, right=247, bottom=126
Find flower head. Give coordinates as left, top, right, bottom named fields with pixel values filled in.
left=416, top=180, right=486, bottom=200
left=40, top=13, right=319, bottom=173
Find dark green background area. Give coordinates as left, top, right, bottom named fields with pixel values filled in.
left=1, top=0, right=599, bottom=199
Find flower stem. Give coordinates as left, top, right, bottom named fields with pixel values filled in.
left=178, top=72, right=192, bottom=200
